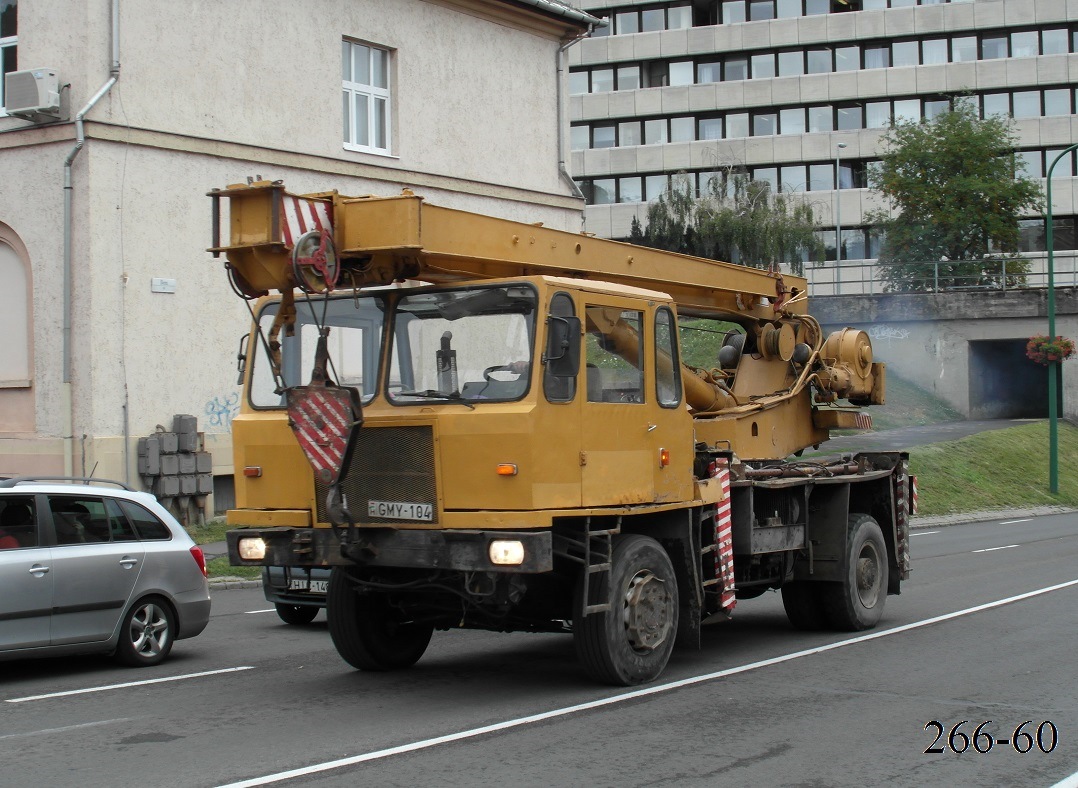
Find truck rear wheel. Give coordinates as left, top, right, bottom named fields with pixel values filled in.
left=574, top=534, right=678, bottom=686
left=327, top=567, right=433, bottom=671
left=821, top=514, right=888, bottom=631
left=781, top=582, right=827, bottom=630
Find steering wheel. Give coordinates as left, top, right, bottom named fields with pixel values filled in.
left=483, top=364, right=521, bottom=381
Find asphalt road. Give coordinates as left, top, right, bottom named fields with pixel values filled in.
left=2, top=512, right=1077, bottom=788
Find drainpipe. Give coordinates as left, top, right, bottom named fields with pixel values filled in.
left=557, top=31, right=591, bottom=203
left=62, top=0, right=120, bottom=476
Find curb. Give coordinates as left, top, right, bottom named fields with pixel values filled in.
left=911, top=506, right=1077, bottom=528
left=208, top=578, right=262, bottom=590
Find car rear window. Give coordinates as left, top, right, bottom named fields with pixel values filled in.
left=119, top=500, right=173, bottom=541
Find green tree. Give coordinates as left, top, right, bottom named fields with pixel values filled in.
left=634, top=170, right=823, bottom=275
left=867, top=102, right=1044, bottom=292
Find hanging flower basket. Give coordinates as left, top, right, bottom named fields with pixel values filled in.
left=1026, top=335, right=1076, bottom=365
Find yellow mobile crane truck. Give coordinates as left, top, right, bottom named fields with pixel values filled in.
left=213, top=181, right=911, bottom=686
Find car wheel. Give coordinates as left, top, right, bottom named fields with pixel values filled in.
left=115, top=596, right=175, bottom=667
left=275, top=603, right=319, bottom=625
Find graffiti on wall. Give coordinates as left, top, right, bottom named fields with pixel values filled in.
left=867, top=324, right=911, bottom=343
left=204, top=392, right=240, bottom=430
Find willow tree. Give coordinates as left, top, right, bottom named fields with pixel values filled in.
left=867, top=102, right=1044, bottom=292
left=629, top=170, right=823, bottom=276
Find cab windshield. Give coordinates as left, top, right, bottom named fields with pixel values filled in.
left=250, top=294, right=387, bottom=408
left=388, top=284, right=538, bottom=404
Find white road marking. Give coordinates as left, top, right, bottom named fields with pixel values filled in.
left=0, top=718, right=137, bottom=740
left=998, top=519, right=1032, bottom=525
left=6, top=666, right=255, bottom=704
left=245, top=609, right=277, bottom=614
left=217, top=578, right=1078, bottom=788
left=972, top=545, right=1019, bottom=553
left=911, top=531, right=938, bottom=536
left=1050, top=772, right=1078, bottom=788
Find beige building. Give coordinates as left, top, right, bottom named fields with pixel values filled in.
left=0, top=0, right=599, bottom=509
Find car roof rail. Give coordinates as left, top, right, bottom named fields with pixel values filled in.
left=0, top=476, right=135, bottom=491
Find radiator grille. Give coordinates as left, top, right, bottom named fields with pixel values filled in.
left=315, top=425, right=437, bottom=524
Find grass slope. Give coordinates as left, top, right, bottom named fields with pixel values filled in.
left=868, top=371, right=964, bottom=431
left=910, top=420, right=1078, bottom=515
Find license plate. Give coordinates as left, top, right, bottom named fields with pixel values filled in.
left=288, top=579, right=328, bottom=594
left=368, top=500, right=434, bottom=521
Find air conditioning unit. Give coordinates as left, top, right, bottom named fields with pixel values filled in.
left=3, top=68, right=64, bottom=123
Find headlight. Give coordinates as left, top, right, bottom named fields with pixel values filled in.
left=489, top=539, right=525, bottom=566
left=238, top=537, right=267, bottom=561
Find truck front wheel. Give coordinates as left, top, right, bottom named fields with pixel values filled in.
left=327, top=567, right=433, bottom=671
left=574, top=534, right=678, bottom=686
left=821, top=514, right=888, bottom=631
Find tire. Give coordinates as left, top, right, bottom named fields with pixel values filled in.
left=574, top=534, right=678, bottom=686
left=275, top=603, right=319, bottom=626
left=327, top=567, right=433, bottom=671
left=821, top=514, right=888, bottom=631
left=781, top=581, right=827, bottom=630
left=115, top=596, right=175, bottom=667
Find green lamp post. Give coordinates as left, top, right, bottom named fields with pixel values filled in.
left=1044, top=143, right=1078, bottom=495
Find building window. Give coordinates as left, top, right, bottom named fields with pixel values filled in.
left=1010, top=31, right=1039, bottom=58
left=0, top=236, right=30, bottom=386
left=670, top=116, right=695, bottom=142
left=0, top=0, right=15, bottom=112
left=981, top=35, right=1008, bottom=59
left=1043, top=88, right=1071, bottom=116
left=1041, top=28, right=1069, bottom=55
left=806, top=47, right=832, bottom=74
left=751, top=53, right=775, bottom=78
left=342, top=40, right=391, bottom=155
left=644, top=119, right=668, bottom=145
left=892, top=40, right=919, bottom=67
left=834, top=45, right=859, bottom=72
left=921, top=38, right=948, bottom=65
left=593, top=125, right=616, bottom=149
left=619, top=121, right=642, bottom=147
left=951, top=36, right=978, bottom=62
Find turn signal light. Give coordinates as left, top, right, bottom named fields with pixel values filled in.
left=243, top=466, right=262, bottom=478
left=496, top=464, right=518, bottom=476
left=659, top=448, right=670, bottom=468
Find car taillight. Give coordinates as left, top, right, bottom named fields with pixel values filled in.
left=190, top=545, right=207, bottom=577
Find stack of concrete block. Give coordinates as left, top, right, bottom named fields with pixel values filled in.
left=138, top=414, right=213, bottom=519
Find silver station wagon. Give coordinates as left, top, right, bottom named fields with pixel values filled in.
left=0, top=477, right=211, bottom=666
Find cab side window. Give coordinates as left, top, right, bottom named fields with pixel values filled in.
left=585, top=306, right=644, bottom=403
left=655, top=307, right=683, bottom=408
left=0, top=496, right=37, bottom=549
left=543, top=292, right=578, bottom=403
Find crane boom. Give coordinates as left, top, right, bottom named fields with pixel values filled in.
left=209, top=181, right=805, bottom=322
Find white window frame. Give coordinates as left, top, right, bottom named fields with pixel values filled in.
left=1, top=0, right=17, bottom=115
left=342, top=39, right=392, bottom=156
